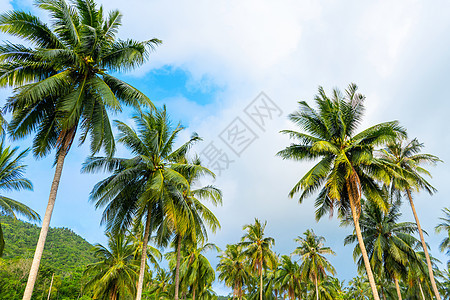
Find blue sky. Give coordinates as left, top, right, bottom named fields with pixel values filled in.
left=2, top=0, right=450, bottom=296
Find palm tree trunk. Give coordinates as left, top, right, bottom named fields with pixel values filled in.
left=394, top=276, right=402, bottom=300
left=406, top=189, right=441, bottom=300
left=23, top=149, right=67, bottom=300
left=381, top=288, right=387, bottom=300
left=174, top=234, right=182, bottom=300
left=351, top=208, right=380, bottom=300
left=315, top=273, right=319, bottom=300
left=47, top=273, right=54, bottom=300
left=260, top=268, right=263, bottom=300
left=136, top=205, right=152, bottom=300
left=192, top=285, right=196, bottom=300
left=347, top=180, right=380, bottom=300
left=418, top=280, right=426, bottom=300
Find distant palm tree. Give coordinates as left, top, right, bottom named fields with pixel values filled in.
left=344, top=200, right=419, bottom=300
left=147, top=269, right=172, bottom=299
left=179, top=242, right=219, bottom=300
left=435, top=208, right=450, bottom=262
left=293, top=229, right=335, bottom=300
left=240, top=219, right=277, bottom=300
left=347, top=276, right=371, bottom=300
left=217, top=244, right=250, bottom=299
left=275, top=255, right=302, bottom=300
left=278, top=84, right=405, bottom=300
left=378, top=138, right=442, bottom=299
left=82, top=108, right=201, bottom=300
left=84, top=232, right=139, bottom=300
left=0, top=0, right=160, bottom=297
left=0, top=139, right=40, bottom=256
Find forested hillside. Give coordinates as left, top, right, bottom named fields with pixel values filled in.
left=0, top=215, right=96, bottom=299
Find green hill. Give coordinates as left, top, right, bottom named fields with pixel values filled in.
left=1, top=215, right=95, bottom=273
left=0, top=215, right=96, bottom=299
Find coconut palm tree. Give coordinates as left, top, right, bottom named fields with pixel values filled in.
left=378, top=138, right=442, bottom=299
left=0, top=1, right=160, bottom=297
left=82, top=108, right=203, bottom=300
left=344, top=199, right=420, bottom=300
left=217, top=244, right=249, bottom=299
left=169, top=155, right=221, bottom=300
left=293, top=229, right=335, bottom=300
left=147, top=269, right=172, bottom=300
left=84, top=232, right=139, bottom=300
left=436, top=208, right=450, bottom=260
left=0, top=139, right=40, bottom=256
left=347, top=276, right=371, bottom=300
left=277, top=84, right=405, bottom=300
left=275, top=255, right=302, bottom=300
left=240, top=219, right=277, bottom=300
left=178, top=242, right=219, bottom=300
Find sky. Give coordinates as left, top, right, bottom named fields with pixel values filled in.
left=1, top=0, right=450, bottom=295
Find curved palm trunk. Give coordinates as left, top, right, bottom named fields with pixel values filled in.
left=136, top=205, right=152, bottom=300
left=394, top=276, right=402, bottom=300
left=174, top=234, right=182, bottom=300
left=347, top=179, right=380, bottom=300
left=418, top=280, right=426, bottom=300
left=314, top=273, right=319, bottom=300
left=259, top=267, right=263, bottom=300
left=406, top=189, right=441, bottom=300
left=23, top=149, right=67, bottom=300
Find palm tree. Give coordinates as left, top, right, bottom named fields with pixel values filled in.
left=147, top=269, right=172, bottom=300
left=240, top=218, right=277, bottom=300
left=178, top=242, right=219, bottom=300
left=347, top=276, right=371, bottom=300
left=275, top=255, right=302, bottom=300
left=293, top=229, right=335, bottom=300
left=82, top=108, right=203, bottom=300
left=436, top=208, right=450, bottom=261
left=0, top=139, right=40, bottom=256
left=169, top=155, right=222, bottom=300
left=344, top=199, right=420, bottom=300
left=0, top=1, right=160, bottom=297
left=378, top=138, right=442, bottom=299
left=84, top=232, right=139, bottom=300
left=217, top=244, right=250, bottom=300
left=277, top=84, right=405, bottom=300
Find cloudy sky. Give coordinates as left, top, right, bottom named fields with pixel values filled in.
left=2, top=0, right=450, bottom=295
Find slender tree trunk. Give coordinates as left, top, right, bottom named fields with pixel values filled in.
left=174, top=235, right=182, bottom=300
left=314, top=273, right=319, bottom=300
left=260, top=267, right=263, bottom=300
left=47, top=273, right=54, bottom=300
left=347, top=180, right=380, bottom=300
left=418, top=280, right=426, bottom=300
left=136, top=205, right=152, bottom=300
left=394, top=276, right=402, bottom=300
left=23, top=150, right=67, bottom=300
left=406, top=189, right=441, bottom=300
left=381, top=288, right=387, bottom=300
left=192, top=285, right=196, bottom=300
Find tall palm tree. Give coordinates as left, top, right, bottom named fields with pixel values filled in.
left=275, top=255, right=302, bottom=300
left=240, top=218, right=277, bottom=300
left=344, top=199, right=420, bottom=300
left=217, top=244, right=250, bottom=300
left=84, top=232, right=139, bottom=300
left=170, top=155, right=222, bottom=300
left=0, top=139, right=40, bottom=256
left=82, top=108, right=201, bottom=300
left=435, top=208, right=450, bottom=261
left=0, top=1, right=160, bottom=297
left=277, top=84, right=405, bottom=300
left=293, top=229, right=335, bottom=300
left=378, top=138, right=442, bottom=299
